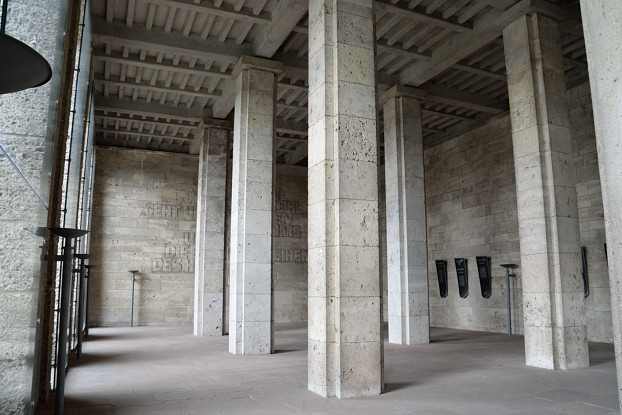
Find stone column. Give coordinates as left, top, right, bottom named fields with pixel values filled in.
left=579, top=0, right=622, bottom=409
left=308, top=0, right=383, bottom=398
left=228, top=56, right=282, bottom=355
left=383, top=86, right=429, bottom=346
left=194, top=124, right=229, bottom=337
left=503, top=14, right=589, bottom=370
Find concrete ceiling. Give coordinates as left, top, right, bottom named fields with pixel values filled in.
left=91, top=0, right=586, bottom=161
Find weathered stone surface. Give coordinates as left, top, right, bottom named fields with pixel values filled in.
left=228, top=58, right=279, bottom=355
left=0, top=0, right=76, bottom=413
left=90, top=147, right=199, bottom=327
left=383, top=91, right=429, bottom=345
left=307, top=0, right=382, bottom=399
left=425, top=116, right=522, bottom=335
left=579, top=0, right=622, bottom=409
left=273, top=165, right=308, bottom=325
left=194, top=127, right=229, bottom=337
left=503, top=14, right=588, bottom=370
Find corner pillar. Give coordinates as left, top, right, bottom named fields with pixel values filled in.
left=194, top=124, right=229, bottom=337
left=382, top=86, right=429, bottom=345
left=228, top=56, right=282, bottom=355
left=307, top=0, right=383, bottom=398
left=579, top=0, right=622, bottom=409
left=503, top=13, right=589, bottom=370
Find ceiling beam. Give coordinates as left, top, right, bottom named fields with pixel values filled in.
left=377, top=40, right=506, bottom=81
left=98, top=127, right=193, bottom=142
left=94, top=51, right=232, bottom=80
left=92, top=17, right=248, bottom=65
left=252, top=0, right=308, bottom=58
left=399, top=0, right=569, bottom=86
left=95, top=95, right=204, bottom=122
left=375, top=0, right=474, bottom=33
left=95, top=75, right=223, bottom=99
left=95, top=113, right=196, bottom=131
left=383, top=83, right=506, bottom=114
left=146, top=0, right=272, bottom=25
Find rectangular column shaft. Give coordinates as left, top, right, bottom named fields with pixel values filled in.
left=194, top=126, right=229, bottom=336
left=579, top=0, right=622, bottom=410
left=503, top=14, right=589, bottom=370
left=383, top=91, right=429, bottom=345
left=228, top=58, right=280, bottom=355
left=308, top=0, right=383, bottom=398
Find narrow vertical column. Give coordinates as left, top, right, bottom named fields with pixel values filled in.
left=308, top=0, right=382, bottom=398
left=579, top=0, right=622, bottom=409
left=229, top=56, right=282, bottom=355
left=503, top=14, right=589, bottom=370
left=383, top=86, right=429, bottom=346
left=194, top=125, right=229, bottom=337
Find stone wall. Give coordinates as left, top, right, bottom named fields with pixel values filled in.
left=0, top=1, right=73, bottom=413
left=90, top=149, right=309, bottom=328
left=423, top=83, right=612, bottom=342
left=89, top=147, right=199, bottom=326
left=425, top=115, right=523, bottom=334
left=569, top=83, right=611, bottom=343
left=273, top=165, right=308, bottom=325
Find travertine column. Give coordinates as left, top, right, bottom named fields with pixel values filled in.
left=194, top=125, right=229, bottom=337
left=503, top=14, right=589, bottom=370
left=579, top=0, right=622, bottom=409
left=228, top=56, right=281, bottom=355
left=308, top=0, right=383, bottom=398
left=383, top=86, right=429, bottom=345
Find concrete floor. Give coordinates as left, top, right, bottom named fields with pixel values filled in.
left=65, top=326, right=618, bottom=415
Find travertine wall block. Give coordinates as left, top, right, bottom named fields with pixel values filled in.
left=90, top=147, right=198, bottom=326
left=307, top=0, right=382, bottom=399
left=228, top=57, right=281, bottom=355
left=194, top=127, right=229, bottom=336
left=503, top=13, right=588, bottom=370
left=383, top=89, right=429, bottom=345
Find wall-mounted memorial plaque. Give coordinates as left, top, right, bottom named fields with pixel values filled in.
left=581, top=246, right=590, bottom=298
left=455, top=258, right=469, bottom=298
left=435, top=260, right=448, bottom=298
left=476, top=256, right=492, bottom=298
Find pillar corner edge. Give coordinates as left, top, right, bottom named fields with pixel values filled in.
left=381, top=84, right=426, bottom=105
left=232, top=55, right=284, bottom=79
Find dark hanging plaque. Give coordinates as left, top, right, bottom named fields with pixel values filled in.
left=581, top=246, right=590, bottom=298
left=435, top=260, right=448, bottom=298
left=455, top=258, right=469, bottom=298
left=476, top=256, right=492, bottom=299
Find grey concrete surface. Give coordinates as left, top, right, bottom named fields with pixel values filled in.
left=228, top=56, right=281, bottom=356
left=307, top=0, right=382, bottom=398
left=194, top=126, right=228, bottom=337
left=580, top=0, right=622, bottom=409
left=383, top=87, right=430, bottom=346
left=504, top=14, right=588, bottom=370
left=65, top=326, right=618, bottom=415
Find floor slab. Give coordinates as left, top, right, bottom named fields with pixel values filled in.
left=64, top=326, right=618, bottom=414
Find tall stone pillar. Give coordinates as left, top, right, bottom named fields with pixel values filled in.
left=194, top=124, right=229, bottom=337
left=579, top=0, right=622, bottom=409
left=503, top=14, right=589, bottom=370
left=228, top=56, right=281, bottom=355
left=383, top=86, right=429, bottom=346
left=307, top=0, right=383, bottom=398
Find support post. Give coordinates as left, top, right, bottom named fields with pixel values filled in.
left=129, top=270, right=138, bottom=327
left=383, top=86, right=430, bottom=346
left=579, top=0, right=622, bottom=410
left=228, top=56, right=282, bottom=355
left=75, top=253, right=89, bottom=358
left=194, top=124, right=229, bottom=337
left=503, top=13, right=589, bottom=370
left=49, top=227, right=87, bottom=415
left=307, top=0, right=383, bottom=398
